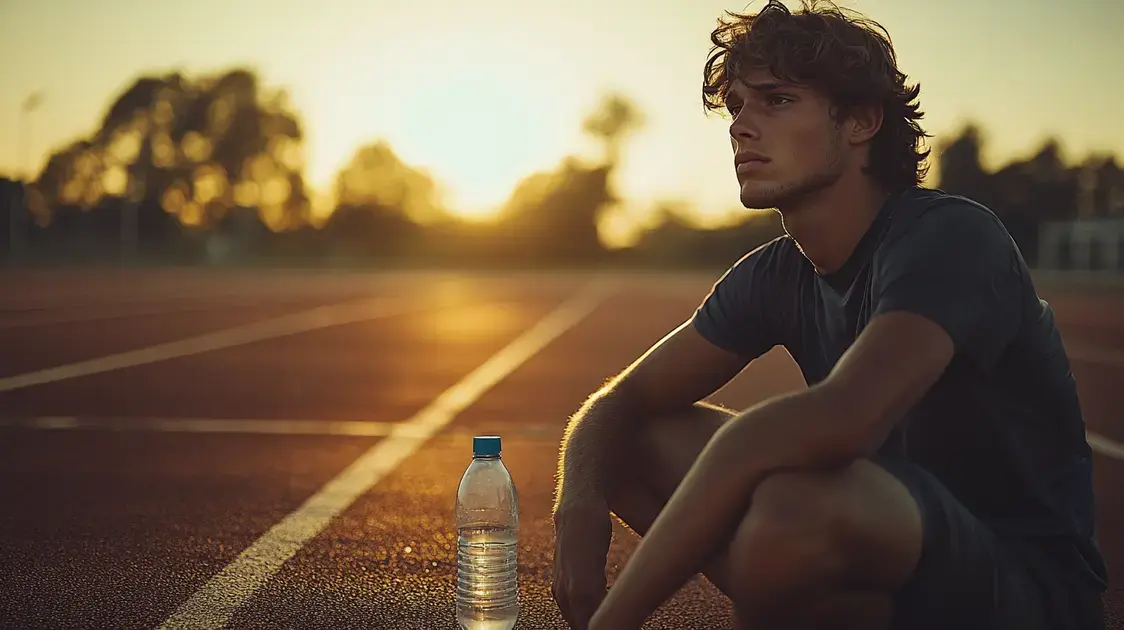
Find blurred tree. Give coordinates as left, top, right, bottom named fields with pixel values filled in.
left=629, top=203, right=784, bottom=268
left=937, top=124, right=988, bottom=202
left=937, top=125, right=1083, bottom=264
left=499, top=157, right=616, bottom=263
left=582, top=93, right=644, bottom=166
left=0, top=177, right=19, bottom=253
left=334, top=141, right=442, bottom=225
left=487, top=93, right=646, bottom=263
left=1078, top=156, right=1124, bottom=218
left=30, top=67, right=309, bottom=257
left=323, top=141, right=440, bottom=258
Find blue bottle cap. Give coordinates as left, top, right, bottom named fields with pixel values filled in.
left=473, top=435, right=502, bottom=457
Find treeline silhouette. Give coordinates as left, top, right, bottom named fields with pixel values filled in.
left=937, top=126, right=1123, bottom=265
left=2, top=67, right=1121, bottom=270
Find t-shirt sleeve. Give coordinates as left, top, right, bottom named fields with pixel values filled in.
left=872, top=202, right=1025, bottom=365
left=690, top=240, right=784, bottom=359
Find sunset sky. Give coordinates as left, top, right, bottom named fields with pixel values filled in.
left=2, top=0, right=1121, bottom=239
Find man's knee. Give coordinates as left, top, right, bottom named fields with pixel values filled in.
left=728, top=460, right=923, bottom=608
left=729, top=469, right=854, bottom=601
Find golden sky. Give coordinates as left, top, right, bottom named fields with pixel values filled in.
left=2, top=0, right=1121, bottom=231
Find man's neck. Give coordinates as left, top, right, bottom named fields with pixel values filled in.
left=777, top=175, right=893, bottom=275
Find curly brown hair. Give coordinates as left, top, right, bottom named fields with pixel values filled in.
left=703, top=0, right=931, bottom=191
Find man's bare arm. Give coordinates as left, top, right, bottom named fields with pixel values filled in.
left=553, top=319, right=751, bottom=510
left=588, top=310, right=955, bottom=628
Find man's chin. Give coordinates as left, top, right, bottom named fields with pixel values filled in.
left=739, top=173, right=836, bottom=211
left=739, top=184, right=786, bottom=210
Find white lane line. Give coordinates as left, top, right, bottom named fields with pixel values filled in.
left=0, top=416, right=401, bottom=437
left=1088, top=432, right=1124, bottom=461
left=6, top=413, right=1121, bottom=461
left=0, top=297, right=433, bottom=393
left=0, top=415, right=568, bottom=439
left=155, top=279, right=613, bottom=630
left=7, top=412, right=1121, bottom=464
left=0, top=300, right=295, bottom=329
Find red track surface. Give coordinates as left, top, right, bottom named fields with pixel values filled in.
left=0, top=269, right=1120, bottom=629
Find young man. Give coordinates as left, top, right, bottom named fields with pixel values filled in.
left=550, top=1, right=1108, bottom=629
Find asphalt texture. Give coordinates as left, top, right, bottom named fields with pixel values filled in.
left=0, top=268, right=1121, bottom=629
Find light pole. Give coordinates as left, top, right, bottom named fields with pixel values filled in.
left=10, top=91, right=43, bottom=260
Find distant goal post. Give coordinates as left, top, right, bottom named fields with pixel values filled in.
left=1037, top=219, right=1124, bottom=273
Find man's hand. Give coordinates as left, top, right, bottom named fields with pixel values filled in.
left=551, top=495, right=613, bottom=630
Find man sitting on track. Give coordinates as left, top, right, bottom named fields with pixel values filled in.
left=549, top=1, right=1109, bottom=629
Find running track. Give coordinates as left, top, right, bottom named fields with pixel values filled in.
left=0, top=268, right=1120, bottom=629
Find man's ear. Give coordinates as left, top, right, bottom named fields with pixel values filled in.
left=846, top=104, right=884, bottom=145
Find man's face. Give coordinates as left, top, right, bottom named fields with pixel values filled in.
left=727, top=68, right=846, bottom=209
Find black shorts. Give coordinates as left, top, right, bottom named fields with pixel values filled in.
left=873, top=455, right=1106, bottom=630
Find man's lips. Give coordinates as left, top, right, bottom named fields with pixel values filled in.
left=734, top=152, right=770, bottom=166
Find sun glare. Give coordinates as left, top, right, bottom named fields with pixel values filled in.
left=302, top=34, right=574, bottom=223
left=384, top=70, right=564, bottom=220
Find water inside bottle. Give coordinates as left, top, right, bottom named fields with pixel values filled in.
left=456, top=524, right=519, bottom=630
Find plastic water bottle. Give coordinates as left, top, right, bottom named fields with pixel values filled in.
left=456, top=435, right=520, bottom=630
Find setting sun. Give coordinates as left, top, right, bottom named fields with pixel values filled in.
left=298, top=21, right=586, bottom=222
left=382, top=71, right=557, bottom=220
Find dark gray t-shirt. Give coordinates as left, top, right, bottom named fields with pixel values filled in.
left=692, top=187, right=1107, bottom=587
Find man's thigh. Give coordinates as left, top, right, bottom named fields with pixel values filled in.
left=606, top=403, right=736, bottom=589
left=628, top=402, right=734, bottom=497
left=872, top=455, right=1093, bottom=630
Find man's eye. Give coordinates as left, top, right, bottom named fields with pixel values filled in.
left=767, top=95, right=793, bottom=106
left=726, top=102, right=742, bottom=116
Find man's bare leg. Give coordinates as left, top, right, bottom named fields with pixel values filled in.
left=603, top=403, right=922, bottom=630
left=603, top=402, right=738, bottom=592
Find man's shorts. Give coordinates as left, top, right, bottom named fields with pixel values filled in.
left=872, top=455, right=1106, bottom=630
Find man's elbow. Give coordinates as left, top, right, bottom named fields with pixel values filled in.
left=842, top=415, right=895, bottom=461
left=812, top=384, right=898, bottom=463
left=589, top=374, right=675, bottom=423
left=564, top=380, right=642, bottom=439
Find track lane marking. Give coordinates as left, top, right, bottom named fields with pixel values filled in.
left=154, top=279, right=614, bottom=630
left=1087, top=432, right=1124, bottom=460
left=0, top=300, right=319, bottom=329
left=4, top=414, right=1122, bottom=462
left=0, top=297, right=441, bottom=393
left=0, top=416, right=401, bottom=437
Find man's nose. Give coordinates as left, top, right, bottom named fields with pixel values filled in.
left=729, top=111, right=761, bottom=144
